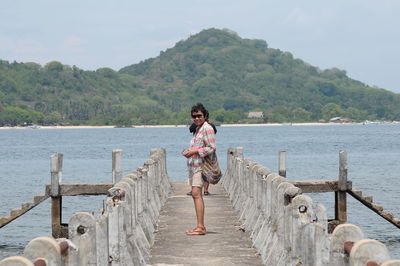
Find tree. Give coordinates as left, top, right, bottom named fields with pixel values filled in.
left=96, top=67, right=118, bottom=79
left=345, top=107, right=366, bottom=121
left=322, top=103, right=344, bottom=121
left=292, top=107, right=311, bottom=122
left=45, top=61, right=64, bottom=72
left=45, top=111, right=63, bottom=125
left=0, top=106, right=32, bottom=126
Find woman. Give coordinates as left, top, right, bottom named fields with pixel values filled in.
left=182, top=103, right=218, bottom=235
left=187, top=116, right=217, bottom=196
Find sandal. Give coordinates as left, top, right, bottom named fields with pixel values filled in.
left=186, top=227, right=207, bottom=236
left=203, top=191, right=210, bottom=196
left=186, top=191, right=192, bottom=196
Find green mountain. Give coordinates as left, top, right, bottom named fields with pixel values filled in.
left=1, top=28, right=400, bottom=126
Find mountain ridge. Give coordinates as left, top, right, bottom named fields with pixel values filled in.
left=1, top=28, right=399, bottom=126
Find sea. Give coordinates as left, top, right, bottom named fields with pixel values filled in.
left=0, top=124, right=399, bottom=259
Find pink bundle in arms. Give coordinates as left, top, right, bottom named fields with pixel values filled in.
left=202, top=156, right=222, bottom=184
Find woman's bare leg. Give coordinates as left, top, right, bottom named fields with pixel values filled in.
left=203, top=181, right=209, bottom=194
left=191, top=186, right=205, bottom=230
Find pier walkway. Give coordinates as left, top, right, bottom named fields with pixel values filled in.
left=1, top=147, right=400, bottom=265
left=148, top=182, right=262, bottom=266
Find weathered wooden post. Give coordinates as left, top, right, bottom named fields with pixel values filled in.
left=51, top=153, right=66, bottom=238
left=112, top=149, right=123, bottom=184
left=279, top=150, right=286, bottom=177
left=335, top=150, right=347, bottom=223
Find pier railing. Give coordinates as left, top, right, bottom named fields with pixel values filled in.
left=0, top=148, right=170, bottom=266
left=222, top=146, right=400, bottom=266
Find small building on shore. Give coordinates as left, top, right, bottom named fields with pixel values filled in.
left=248, top=111, right=263, bottom=119
left=329, top=117, right=351, bottom=123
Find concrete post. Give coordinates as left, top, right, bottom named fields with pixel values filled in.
left=95, top=213, right=109, bottom=266
left=24, top=237, right=62, bottom=265
left=224, top=148, right=235, bottom=198
left=50, top=153, right=65, bottom=238
left=290, top=195, right=315, bottom=266
left=160, top=148, right=171, bottom=201
left=135, top=170, right=150, bottom=245
left=68, top=212, right=97, bottom=266
left=381, top=260, right=400, bottom=266
left=0, top=256, right=34, bottom=266
left=120, top=177, right=149, bottom=263
left=279, top=150, right=286, bottom=177
left=330, top=223, right=364, bottom=265
left=147, top=160, right=161, bottom=213
left=119, top=179, right=135, bottom=235
left=236, top=146, right=244, bottom=159
left=50, top=153, right=63, bottom=196
left=112, top=149, right=123, bottom=184
left=232, top=156, right=244, bottom=211
left=335, top=150, right=347, bottom=223
left=126, top=173, right=151, bottom=262
left=314, top=203, right=329, bottom=265
left=107, top=197, right=121, bottom=266
left=350, top=239, right=390, bottom=266
left=126, top=173, right=139, bottom=226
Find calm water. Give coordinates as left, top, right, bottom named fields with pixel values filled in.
left=0, top=124, right=399, bottom=259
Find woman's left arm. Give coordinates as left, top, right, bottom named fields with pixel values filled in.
left=197, top=126, right=216, bottom=158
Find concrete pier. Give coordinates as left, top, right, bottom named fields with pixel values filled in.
left=148, top=182, right=263, bottom=266
left=1, top=147, right=400, bottom=265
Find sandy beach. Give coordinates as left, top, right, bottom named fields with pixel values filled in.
left=0, top=125, right=116, bottom=130
left=220, top=122, right=359, bottom=127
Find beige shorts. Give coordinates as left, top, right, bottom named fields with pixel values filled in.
left=188, top=172, right=204, bottom=188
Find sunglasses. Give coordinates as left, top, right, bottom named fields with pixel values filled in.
left=191, top=114, right=204, bottom=119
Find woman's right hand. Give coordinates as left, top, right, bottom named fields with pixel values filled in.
left=182, top=149, right=189, bottom=157
left=183, top=149, right=198, bottom=158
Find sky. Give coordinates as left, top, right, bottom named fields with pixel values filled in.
left=1, top=0, right=400, bottom=93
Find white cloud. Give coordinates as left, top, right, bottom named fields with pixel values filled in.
left=144, top=38, right=179, bottom=50
left=0, top=37, right=43, bottom=54
left=280, top=7, right=337, bottom=41
left=16, top=39, right=43, bottom=53
left=283, top=8, right=311, bottom=28
left=0, top=38, right=12, bottom=51
left=61, top=36, right=88, bottom=52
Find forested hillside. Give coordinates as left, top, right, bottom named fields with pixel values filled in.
left=1, top=28, right=400, bottom=126
left=0, top=61, right=163, bottom=126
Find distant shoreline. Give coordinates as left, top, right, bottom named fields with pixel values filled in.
left=221, top=122, right=363, bottom=127
left=0, top=122, right=379, bottom=130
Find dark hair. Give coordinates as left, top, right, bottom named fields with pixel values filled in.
left=189, top=122, right=217, bottom=135
left=189, top=123, right=197, bottom=134
left=189, top=103, right=217, bottom=134
left=191, top=103, right=208, bottom=119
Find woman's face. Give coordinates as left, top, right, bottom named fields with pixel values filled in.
left=191, top=110, right=205, bottom=127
